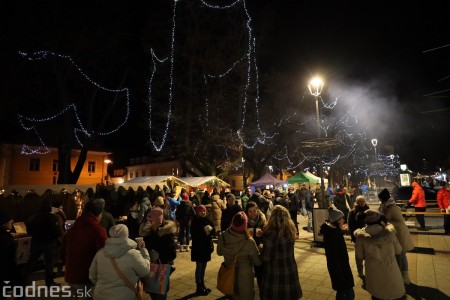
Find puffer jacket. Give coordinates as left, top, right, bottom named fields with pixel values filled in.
left=208, top=195, right=223, bottom=232
left=437, top=187, right=450, bottom=210
left=217, top=229, right=261, bottom=300
left=89, top=238, right=150, bottom=300
left=355, top=224, right=404, bottom=299
left=408, top=182, right=426, bottom=207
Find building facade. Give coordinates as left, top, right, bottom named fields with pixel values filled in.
left=0, top=144, right=111, bottom=186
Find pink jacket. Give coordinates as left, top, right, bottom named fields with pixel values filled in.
left=408, top=182, right=426, bottom=208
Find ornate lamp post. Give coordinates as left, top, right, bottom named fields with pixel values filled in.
left=308, top=76, right=325, bottom=203
left=371, top=139, right=378, bottom=162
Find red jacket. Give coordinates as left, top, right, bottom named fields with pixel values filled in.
left=437, top=187, right=450, bottom=210
left=62, top=212, right=107, bottom=284
left=408, top=182, right=426, bottom=208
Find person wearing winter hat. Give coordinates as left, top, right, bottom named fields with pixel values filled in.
left=320, top=207, right=355, bottom=299
left=354, top=209, right=405, bottom=299
left=217, top=211, right=261, bottom=299
left=176, top=192, right=196, bottom=252
left=190, top=205, right=215, bottom=295
left=378, top=188, right=414, bottom=285
left=89, top=224, right=151, bottom=300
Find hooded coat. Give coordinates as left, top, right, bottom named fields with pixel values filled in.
left=143, top=220, right=177, bottom=264
left=208, top=195, right=223, bottom=232
left=62, top=212, right=108, bottom=284
left=89, top=238, right=150, bottom=300
left=408, top=182, right=426, bottom=207
left=217, top=229, right=262, bottom=300
left=355, top=224, right=405, bottom=299
left=319, top=222, right=354, bottom=292
left=379, top=198, right=414, bottom=252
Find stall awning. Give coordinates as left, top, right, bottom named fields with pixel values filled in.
left=120, top=176, right=189, bottom=190
left=179, top=176, right=230, bottom=188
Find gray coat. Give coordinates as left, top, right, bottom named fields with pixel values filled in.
left=355, top=224, right=405, bottom=299
left=379, top=198, right=414, bottom=252
left=217, top=229, right=261, bottom=300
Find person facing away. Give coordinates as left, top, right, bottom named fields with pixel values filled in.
left=320, top=207, right=355, bottom=300
left=437, top=182, right=450, bottom=235
left=25, top=198, right=62, bottom=287
left=175, top=193, right=196, bottom=252
left=260, top=205, right=302, bottom=300
left=404, top=181, right=427, bottom=230
left=190, top=205, right=215, bottom=296
left=220, top=193, right=243, bottom=232
left=354, top=209, right=405, bottom=300
left=93, top=198, right=116, bottom=236
left=217, top=211, right=262, bottom=300
left=61, top=201, right=108, bottom=294
left=89, top=224, right=151, bottom=300
left=378, top=188, right=414, bottom=285
left=287, top=187, right=300, bottom=234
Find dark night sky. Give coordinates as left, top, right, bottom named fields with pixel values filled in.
left=1, top=0, right=449, bottom=171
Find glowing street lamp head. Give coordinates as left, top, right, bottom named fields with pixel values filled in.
left=308, top=76, right=324, bottom=97
left=371, top=139, right=378, bottom=147
left=104, top=159, right=112, bottom=164
left=390, top=154, right=394, bottom=160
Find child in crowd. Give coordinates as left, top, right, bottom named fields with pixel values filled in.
left=320, top=207, right=355, bottom=300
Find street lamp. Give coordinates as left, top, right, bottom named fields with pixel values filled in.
left=390, top=154, right=394, bottom=166
left=371, top=139, right=378, bottom=161
left=308, top=76, right=325, bottom=204
left=308, top=77, right=324, bottom=138
left=102, top=158, right=112, bottom=185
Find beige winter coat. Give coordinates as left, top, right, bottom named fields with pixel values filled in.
left=379, top=199, right=414, bottom=252
left=355, top=224, right=405, bottom=299
left=217, top=229, right=262, bottom=300
left=209, top=195, right=223, bottom=232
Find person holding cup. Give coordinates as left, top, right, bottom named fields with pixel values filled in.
left=244, top=201, right=266, bottom=289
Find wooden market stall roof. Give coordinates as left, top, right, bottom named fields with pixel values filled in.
left=120, top=176, right=190, bottom=190
left=179, top=176, right=230, bottom=188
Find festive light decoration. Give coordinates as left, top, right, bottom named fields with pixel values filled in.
left=17, top=50, right=130, bottom=153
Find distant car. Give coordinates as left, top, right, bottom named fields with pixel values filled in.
left=394, top=186, right=437, bottom=202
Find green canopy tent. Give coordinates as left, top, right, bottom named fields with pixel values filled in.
left=287, top=172, right=310, bottom=184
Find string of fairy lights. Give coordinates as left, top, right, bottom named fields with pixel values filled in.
left=15, top=0, right=400, bottom=180
left=17, top=50, right=130, bottom=154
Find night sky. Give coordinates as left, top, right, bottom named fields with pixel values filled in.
left=1, top=0, right=449, bottom=172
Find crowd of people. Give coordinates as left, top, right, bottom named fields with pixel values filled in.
left=0, top=179, right=448, bottom=300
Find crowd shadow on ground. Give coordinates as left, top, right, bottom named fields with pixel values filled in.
left=405, top=283, right=450, bottom=300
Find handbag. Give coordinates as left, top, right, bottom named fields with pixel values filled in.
left=142, top=261, right=171, bottom=295
left=217, top=254, right=238, bottom=295
left=216, top=234, right=245, bottom=296
left=110, top=258, right=146, bottom=300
